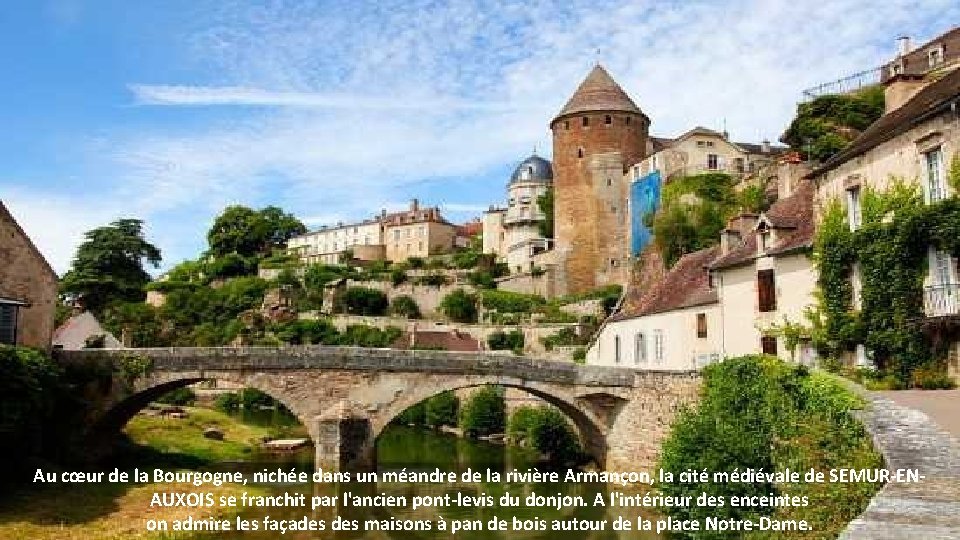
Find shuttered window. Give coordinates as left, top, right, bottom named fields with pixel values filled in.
left=0, top=304, right=18, bottom=345
left=696, top=313, right=707, bottom=338
left=761, top=336, right=778, bottom=356
left=757, top=269, right=777, bottom=312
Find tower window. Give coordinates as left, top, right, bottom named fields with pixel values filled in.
left=606, top=178, right=612, bottom=186
left=604, top=115, right=612, bottom=125
left=582, top=116, right=589, bottom=127
left=564, top=120, right=569, bottom=130
left=577, top=148, right=583, bottom=159
left=625, top=116, right=631, bottom=125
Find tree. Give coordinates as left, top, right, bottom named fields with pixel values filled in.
left=537, top=188, right=554, bottom=238
left=425, top=391, right=459, bottom=427
left=60, top=219, right=161, bottom=313
left=390, top=295, right=422, bottom=319
left=207, top=205, right=305, bottom=259
left=460, top=386, right=505, bottom=437
left=336, top=287, right=389, bottom=316
left=781, top=86, right=884, bottom=162
left=440, top=289, right=478, bottom=323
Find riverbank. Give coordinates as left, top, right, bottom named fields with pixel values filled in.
left=0, top=406, right=283, bottom=540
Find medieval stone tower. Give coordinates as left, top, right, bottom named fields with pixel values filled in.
left=550, top=64, right=649, bottom=295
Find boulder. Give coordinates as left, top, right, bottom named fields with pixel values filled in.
left=203, top=427, right=224, bottom=441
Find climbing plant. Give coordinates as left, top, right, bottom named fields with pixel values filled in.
left=812, top=178, right=960, bottom=385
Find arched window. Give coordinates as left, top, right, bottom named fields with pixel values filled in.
left=582, top=116, right=589, bottom=127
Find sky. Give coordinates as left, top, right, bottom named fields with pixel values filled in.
left=1, top=0, right=957, bottom=275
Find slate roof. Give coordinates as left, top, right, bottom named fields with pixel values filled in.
left=810, top=67, right=960, bottom=177
left=553, top=65, right=644, bottom=120
left=610, top=245, right=720, bottom=322
left=709, top=179, right=816, bottom=270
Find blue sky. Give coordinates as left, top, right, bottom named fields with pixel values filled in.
left=1, top=0, right=957, bottom=274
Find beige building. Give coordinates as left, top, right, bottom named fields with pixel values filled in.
left=0, top=201, right=58, bottom=351
left=483, top=154, right=554, bottom=274
left=708, top=181, right=818, bottom=365
left=808, top=58, right=960, bottom=371
left=587, top=246, right=722, bottom=369
left=288, top=216, right=386, bottom=265
left=630, top=126, right=784, bottom=183
left=383, top=200, right=457, bottom=262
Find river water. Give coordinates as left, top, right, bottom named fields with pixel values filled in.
left=188, top=419, right=664, bottom=540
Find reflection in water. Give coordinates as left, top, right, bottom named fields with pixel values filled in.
left=191, top=426, right=663, bottom=539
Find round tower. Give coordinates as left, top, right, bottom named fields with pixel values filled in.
left=550, top=64, right=649, bottom=295
left=504, top=154, right=553, bottom=273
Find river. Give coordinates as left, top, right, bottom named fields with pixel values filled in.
left=187, top=414, right=664, bottom=540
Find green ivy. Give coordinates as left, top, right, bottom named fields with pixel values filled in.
left=812, top=180, right=960, bottom=384
left=117, top=353, right=153, bottom=382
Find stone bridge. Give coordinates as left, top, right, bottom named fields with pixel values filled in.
left=54, top=346, right=701, bottom=472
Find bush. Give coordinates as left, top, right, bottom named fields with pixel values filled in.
left=272, top=319, right=338, bottom=344
left=335, top=325, right=402, bottom=347
left=440, top=289, right=478, bottom=323
left=487, top=330, right=524, bottom=354
left=390, top=295, right=421, bottom=319
left=336, top=286, right=389, bottom=316
left=0, top=346, right=64, bottom=464
left=157, top=387, right=197, bottom=406
left=508, top=405, right=583, bottom=464
left=395, top=401, right=426, bottom=426
left=415, top=273, right=449, bottom=287
left=425, top=391, right=459, bottom=427
left=206, top=253, right=257, bottom=279
left=460, top=386, right=505, bottom=437
left=407, top=257, right=425, bottom=269
left=911, top=366, right=957, bottom=390
left=390, top=268, right=408, bottom=286
left=214, top=392, right=241, bottom=413
left=480, top=290, right=545, bottom=313
left=658, top=355, right=882, bottom=539
left=572, top=348, right=586, bottom=364
left=540, top=327, right=586, bottom=350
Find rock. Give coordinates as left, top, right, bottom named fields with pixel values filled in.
left=167, top=412, right=188, bottom=419
left=203, top=427, right=224, bottom=441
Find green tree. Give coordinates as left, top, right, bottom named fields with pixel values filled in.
left=60, top=219, right=161, bottom=313
left=460, top=386, right=505, bottom=437
left=425, top=391, right=459, bottom=427
left=781, top=86, right=884, bottom=162
left=207, top=205, right=305, bottom=258
left=440, top=289, right=478, bottom=323
left=537, top=188, right=554, bottom=238
left=336, top=287, right=389, bottom=316
left=390, top=295, right=422, bottom=319
left=487, top=330, right=524, bottom=353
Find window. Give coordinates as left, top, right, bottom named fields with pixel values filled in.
left=582, top=116, right=589, bottom=127
left=734, top=157, right=745, bottom=173
left=577, top=148, right=583, bottom=159
left=707, top=154, right=719, bottom=170
left=519, top=196, right=531, bottom=204
left=393, top=230, right=401, bottom=240
left=696, top=313, right=707, bottom=338
left=614, top=335, right=621, bottom=364
left=846, top=186, right=862, bottom=230
left=563, top=120, right=569, bottom=130
left=604, top=115, right=612, bottom=125
left=930, top=248, right=954, bottom=286
left=928, top=46, right=944, bottom=67
left=0, top=303, right=17, bottom=345
left=653, top=330, right=664, bottom=363
left=924, top=146, right=946, bottom=203
left=757, top=269, right=777, bottom=312
left=635, top=333, right=646, bottom=364
left=625, top=116, right=631, bottom=125
left=761, top=336, right=778, bottom=356
left=851, top=263, right=863, bottom=311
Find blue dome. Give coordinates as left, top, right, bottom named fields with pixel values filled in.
left=509, top=155, right=553, bottom=186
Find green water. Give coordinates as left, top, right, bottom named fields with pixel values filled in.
left=191, top=424, right=664, bottom=539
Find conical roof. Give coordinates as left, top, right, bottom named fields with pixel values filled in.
left=553, top=64, right=643, bottom=121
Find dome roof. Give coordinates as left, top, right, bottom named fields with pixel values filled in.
left=553, top=64, right=643, bottom=122
left=509, top=155, right=553, bottom=185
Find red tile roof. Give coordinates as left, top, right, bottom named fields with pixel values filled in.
left=611, top=245, right=719, bottom=321
left=709, top=179, right=815, bottom=270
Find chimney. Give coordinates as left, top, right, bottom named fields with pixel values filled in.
left=884, top=74, right=926, bottom=113
left=761, top=139, right=771, bottom=153
left=896, top=35, right=912, bottom=57
left=411, top=198, right=419, bottom=212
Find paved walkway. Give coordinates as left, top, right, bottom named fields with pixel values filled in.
left=875, top=390, right=960, bottom=439
left=840, top=392, right=960, bottom=539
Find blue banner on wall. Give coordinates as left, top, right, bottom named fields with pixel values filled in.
left=630, top=170, right=662, bottom=256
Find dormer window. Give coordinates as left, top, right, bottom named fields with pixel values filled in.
left=929, top=46, right=944, bottom=68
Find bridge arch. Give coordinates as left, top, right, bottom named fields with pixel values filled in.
left=369, top=376, right=618, bottom=467
left=88, top=371, right=315, bottom=453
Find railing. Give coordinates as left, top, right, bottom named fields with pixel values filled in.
left=924, top=283, right=960, bottom=317
left=801, top=66, right=883, bottom=101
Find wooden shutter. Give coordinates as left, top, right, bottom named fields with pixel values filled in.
left=0, top=305, right=18, bottom=345
left=761, top=336, right=778, bottom=356
left=757, top=269, right=777, bottom=312
left=696, top=313, right=707, bottom=338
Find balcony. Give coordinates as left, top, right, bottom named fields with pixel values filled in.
left=924, top=284, right=960, bottom=317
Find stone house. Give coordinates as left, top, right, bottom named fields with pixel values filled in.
left=382, top=200, right=457, bottom=262
left=288, top=215, right=387, bottom=265
left=708, top=180, right=818, bottom=365
left=0, top=201, right=58, bottom=350
left=587, top=245, right=722, bottom=370
left=808, top=61, right=960, bottom=372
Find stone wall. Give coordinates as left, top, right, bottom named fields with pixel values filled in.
left=0, top=202, right=58, bottom=350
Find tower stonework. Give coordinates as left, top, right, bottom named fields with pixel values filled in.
left=550, top=65, right=649, bottom=295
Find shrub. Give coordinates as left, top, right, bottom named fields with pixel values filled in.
left=390, top=295, right=422, bottom=319
left=416, top=273, right=449, bottom=287
left=912, top=366, right=957, bottom=390
left=390, top=268, right=408, bottom=286
left=0, top=346, right=64, bottom=464
left=395, top=401, right=426, bottom=426
left=336, top=286, right=389, bottom=316
left=540, top=327, right=586, bottom=350
left=480, top=290, right=546, bottom=313
left=157, top=387, right=197, bottom=406
left=468, top=270, right=496, bottom=289
left=425, top=391, right=459, bottom=427
left=460, top=386, right=505, bottom=437
left=206, top=253, right=257, bottom=279
left=658, top=355, right=882, bottom=539
left=572, top=348, right=586, bottom=364
left=272, top=319, right=338, bottom=345
left=440, top=289, right=478, bottom=323
left=407, top=257, right=425, bottom=269
left=214, top=392, right=241, bottom=413
left=508, top=405, right=583, bottom=464
left=335, top=325, right=402, bottom=347
left=487, top=330, right=524, bottom=354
